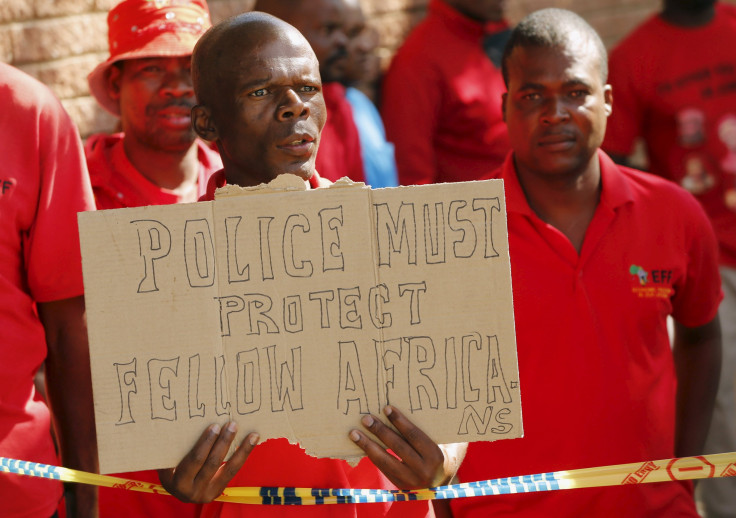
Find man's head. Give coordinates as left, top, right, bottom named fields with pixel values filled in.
left=191, top=12, right=326, bottom=186
left=87, top=0, right=211, bottom=152
left=342, top=0, right=380, bottom=85
left=444, top=0, right=506, bottom=23
left=501, top=9, right=612, bottom=180
left=253, top=0, right=351, bottom=83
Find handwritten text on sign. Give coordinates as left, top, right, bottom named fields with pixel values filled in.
left=78, top=179, right=520, bottom=474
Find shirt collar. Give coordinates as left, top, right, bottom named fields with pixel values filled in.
left=430, top=0, right=509, bottom=39
left=501, top=149, right=634, bottom=216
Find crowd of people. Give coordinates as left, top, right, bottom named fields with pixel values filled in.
left=0, top=0, right=733, bottom=517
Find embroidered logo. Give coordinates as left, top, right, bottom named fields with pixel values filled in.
left=629, top=264, right=674, bottom=299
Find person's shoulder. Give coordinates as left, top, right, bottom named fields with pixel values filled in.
left=617, top=163, right=705, bottom=213
left=610, top=12, right=665, bottom=60
left=0, top=63, right=74, bottom=128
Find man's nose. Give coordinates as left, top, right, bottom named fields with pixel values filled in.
left=160, top=67, right=194, bottom=97
left=276, top=89, right=310, bottom=121
left=541, top=96, right=570, bottom=124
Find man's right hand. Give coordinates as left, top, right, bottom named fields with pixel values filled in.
left=158, top=422, right=259, bottom=503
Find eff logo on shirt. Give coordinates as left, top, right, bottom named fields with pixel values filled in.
left=629, top=264, right=674, bottom=299
left=0, top=179, right=15, bottom=197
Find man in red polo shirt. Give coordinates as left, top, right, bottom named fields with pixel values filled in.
left=85, top=0, right=221, bottom=212
left=152, top=12, right=461, bottom=518
left=252, top=0, right=365, bottom=184
left=0, top=63, right=97, bottom=518
left=452, top=8, right=722, bottom=517
left=85, top=1, right=221, bottom=516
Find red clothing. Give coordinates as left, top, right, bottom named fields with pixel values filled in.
left=381, top=0, right=510, bottom=185
left=86, top=132, right=222, bottom=209
left=317, top=83, right=365, bottom=183
left=603, top=3, right=736, bottom=268
left=453, top=152, right=721, bottom=518
left=86, top=132, right=220, bottom=518
left=199, top=171, right=433, bottom=518
left=0, top=63, right=96, bottom=518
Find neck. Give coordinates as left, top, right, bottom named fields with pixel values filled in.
left=661, top=2, right=716, bottom=27
left=123, top=139, right=201, bottom=193
left=515, top=156, right=602, bottom=253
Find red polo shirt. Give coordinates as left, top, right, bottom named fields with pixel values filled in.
left=453, top=151, right=721, bottom=517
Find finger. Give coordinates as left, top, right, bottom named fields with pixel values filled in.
left=348, top=426, right=407, bottom=484
left=170, top=423, right=225, bottom=486
left=191, top=421, right=240, bottom=488
left=207, top=432, right=260, bottom=497
left=384, top=406, right=443, bottom=467
left=361, top=408, right=424, bottom=467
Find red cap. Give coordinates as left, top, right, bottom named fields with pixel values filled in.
left=88, top=0, right=211, bottom=116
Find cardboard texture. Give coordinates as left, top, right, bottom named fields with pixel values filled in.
left=78, top=178, right=521, bottom=474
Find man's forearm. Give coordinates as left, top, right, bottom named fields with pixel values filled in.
left=39, top=296, right=99, bottom=518
left=673, top=317, right=722, bottom=457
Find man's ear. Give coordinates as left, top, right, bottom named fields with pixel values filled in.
left=604, top=84, right=613, bottom=117
left=502, top=92, right=508, bottom=123
left=192, top=105, right=218, bottom=141
left=106, top=65, right=123, bottom=102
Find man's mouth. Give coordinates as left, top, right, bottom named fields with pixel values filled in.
left=538, top=132, right=576, bottom=150
left=278, top=134, right=316, bottom=156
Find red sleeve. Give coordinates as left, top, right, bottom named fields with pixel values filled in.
left=671, top=189, right=723, bottom=327
left=603, top=42, right=646, bottom=157
left=26, top=83, right=96, bottom=302
left=381, top=46, right=442, bottom=185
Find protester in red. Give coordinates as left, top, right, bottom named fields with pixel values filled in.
left=84, top=1, right=220, bottom=516
left=86, top=0, right=221, bottom=212
left=602, top=4, right=736, bottom=513
left=453, top=9, right=722, bottom=517
left=381, top=0, right=511, bottom=185
left=150, top=12, right=463, bottom=518
left=0, top=63, right=97, bottom=518
left=252, top=0, right=365, bottom=184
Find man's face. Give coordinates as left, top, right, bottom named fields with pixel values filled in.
left=290, top=0, right=349, bottom=82
left=446, top=0, right=506, bottom=22
left=342, top=3, right=379, bottom=84
left=109, top=56, right=196, bottom=152
left=211, top=35, right=327, bottom=184
left=502, top=39, right=612, bottom=180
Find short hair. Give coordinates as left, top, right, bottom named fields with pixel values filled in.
left=191, top=11, right=287, bottom=110
left=501, top=8, right=608, bottom=86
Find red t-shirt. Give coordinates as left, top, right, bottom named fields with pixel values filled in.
left=603, top=4, right=736, bottom=268
left=86, top=132, right=221, bottom=518
left=452, top=152, right=722, bottom=517
left=316, top=83, right=365, bottom=184
left=0, top=63, right=96, bottom=518
left=381, top=0, right=510, bottom=185
left=198, top=170, right=434, bottom=518
left=86, top=133, right=222, bottom=209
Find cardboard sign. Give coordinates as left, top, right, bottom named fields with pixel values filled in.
left=79, top=178, right=521, bottom=475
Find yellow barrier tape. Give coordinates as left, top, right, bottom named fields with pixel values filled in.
left=2, top=452, right=735, bottom=505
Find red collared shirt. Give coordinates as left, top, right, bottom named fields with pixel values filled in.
left=453, top=151, right=721, bottom=518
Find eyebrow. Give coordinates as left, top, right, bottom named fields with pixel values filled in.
left=517, top=78, right=593, bottom=91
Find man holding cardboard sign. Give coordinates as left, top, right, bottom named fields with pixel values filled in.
left=166, top=12, right=466, bottom=517
left=451, top=9, right=723, bottom=518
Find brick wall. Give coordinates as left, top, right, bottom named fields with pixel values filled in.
left=0, top=0, right=730, bottom=138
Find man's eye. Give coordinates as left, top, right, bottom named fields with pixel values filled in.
left=569, top=90, right=588, bottom=98
left=250, top=88, right=268, bottom=97
left=522, top=93, right=541, bottom=101
left=301, top=86, right=317, bottom=93
left=142, top=66, right=162, bottom=73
